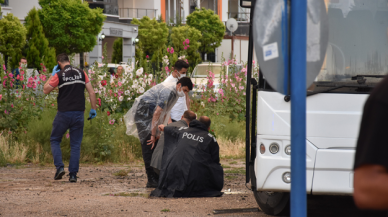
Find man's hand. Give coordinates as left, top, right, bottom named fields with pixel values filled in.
left=158, top=124, right=165, bottom=132
left=147, top=136, right=157, bottom=150
left=89, top=109, right=97, bottom=119
left=52, top=65, right=60, bottom=76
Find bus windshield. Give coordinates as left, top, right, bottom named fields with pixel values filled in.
left=312, top=0, right=388, bottom=93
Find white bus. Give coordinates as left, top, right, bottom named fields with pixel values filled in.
left=248, top=0, right=388, bottom=215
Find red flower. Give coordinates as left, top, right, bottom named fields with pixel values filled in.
left=101, top=80, right=107, bottom=86
left=107, top=111, right=111, bottom=116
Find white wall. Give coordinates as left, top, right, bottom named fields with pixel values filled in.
left=134, top=0, right=155, bottom=10
left=217, top=38, right=256, bottom=64
left=222, top=0, right=228, bottom=22
left=9, top=0, right=40, bottom=21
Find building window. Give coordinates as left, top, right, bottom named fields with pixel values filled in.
left=201, top=0, right=217, bottom=14
left=86, top=0, right=118, bottom=16
left=1, top=0, right=9, bottom=7
left=165, top=0, right=183, bottom=23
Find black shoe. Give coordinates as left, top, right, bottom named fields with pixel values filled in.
left=54, top=167, right=65, bottom=180
left=69, top=173, right=77, bottom=183
left=146, top=170, right=159, bottom=188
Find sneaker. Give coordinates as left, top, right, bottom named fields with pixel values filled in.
left=69, top=173, right=77, bottom=183
left=54, top=167, right=65, bottom=180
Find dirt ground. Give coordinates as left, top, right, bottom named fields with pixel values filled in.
left=0, top=158, right=267, bottom=217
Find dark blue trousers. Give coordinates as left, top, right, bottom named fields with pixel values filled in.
left=50, top=111, right=84, bottom=175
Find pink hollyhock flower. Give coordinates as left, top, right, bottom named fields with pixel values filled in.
left=38, top=81, right=41, bottom=85
left=146, top=55, right=149, bottom=59
left=185, top=39, right=190, bottom=44
left=11, top=104, right=13, bottom=108
left=167, top=48, right=170, bottom=53
left=66, top=133, right=70, bottom=139
left=231, top=83, right=235, bottom=87
left=170, top=47, right=174, bottom=54
left=0, top=94, right=2, bottom=100
left=102, top=56, right=104, bottom=59
left=184, top=46, right=188, bottom=50
left=3, top=65, right=6, bottom=70
left=218, top=89, right=224, bottom=96
left=114, top=93, right=117, bottom=97
left=20, top=76, right=24, bottom=81
left=20, top=71, right=24, bottom=75
left=4, top=110, right=7, bottom=114
left=208, top=98, right=211, bottom=102
left=52, top=104, right=55, bottom=106
left=16, top=75, right=20, bottom=80
left=109, top=119, right=115, bottom=125
left=217, top=113, right=219, bottom=115
left=8, top=73, right=13, bottom=78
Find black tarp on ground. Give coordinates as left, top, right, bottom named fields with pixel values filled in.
left=151, top=120, right=224, bottom=198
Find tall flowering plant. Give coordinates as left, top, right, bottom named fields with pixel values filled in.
left=0, top=55, right=52, bottom=139
left=191, top=58, right=259, bottom=121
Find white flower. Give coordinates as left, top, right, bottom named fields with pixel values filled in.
left=148, top=74, right=153, bottom=79
left=125, top=90, right=130, bottom=95
left=133, top=80, right=138, bottom=85
left=138, top=87, right=145, bottom=93
left=142, top=82, right=146, bottom=88
left=201, top=102, right=205, bottom=107
left=132, top=84, right=138, bottom=89
left=127, top=97, right=132, bottom=101
left=147, top=78, right=152, bottom=84
left=136, top=68, right=143, bottom=76
left=119, top=96, right=124, bottom=101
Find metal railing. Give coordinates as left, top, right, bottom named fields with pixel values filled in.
left=227, top=12, right=250, bottom=22
left=119, top=8, right=158, bottom=19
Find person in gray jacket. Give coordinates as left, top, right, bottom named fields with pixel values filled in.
left=151, top=110, right=197, bottom=174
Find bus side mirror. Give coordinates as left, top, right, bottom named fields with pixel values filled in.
left=240, top=0, right=252, bottom=8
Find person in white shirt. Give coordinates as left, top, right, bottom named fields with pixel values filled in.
left=162, top=60, right=190, bottom=123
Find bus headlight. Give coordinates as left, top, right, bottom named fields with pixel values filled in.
left=282, top=172, right=291, bottom=183
left=269, top=143, right=279, bottom=154
left=260, top=143, right=265, bottom=154
left=285, top=145, right=291, bottom=155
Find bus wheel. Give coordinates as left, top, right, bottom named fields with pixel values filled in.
left=253, top=190, right=290, bottom=216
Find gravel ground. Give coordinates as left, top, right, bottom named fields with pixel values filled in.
left=0, top=159, right=265, bottom=217
left=1, top=159, right=386, bottom=217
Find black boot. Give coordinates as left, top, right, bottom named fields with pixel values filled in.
left=146, top=169, right=159, bottom=188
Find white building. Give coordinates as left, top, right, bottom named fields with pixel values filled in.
left=1, top=0, right=252, bottom=66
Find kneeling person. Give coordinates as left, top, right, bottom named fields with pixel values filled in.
left=151, top=116, right=224, bottom=197
left=150, top=110, right=197, bottom=175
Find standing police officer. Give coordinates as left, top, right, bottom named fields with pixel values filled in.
left=43, top=53, right=97, bottom=182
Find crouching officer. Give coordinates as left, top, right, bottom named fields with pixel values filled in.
left=43, top=53, right=97, bottom=182
left=151, top=116, right=224, bottom=197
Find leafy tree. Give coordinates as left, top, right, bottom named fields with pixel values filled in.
left=111, top=38, right=122, bottom=63
left=131, top=16, right=169, bottom=62
left=171, top=25, right=201, bottom=67
left=0, top=13, right=27, bottom=64
left=23, top=7, right=56, bottom=70
left=38, top=0, right=106, bottom=54
left=186, top=8, right=225, bottom=54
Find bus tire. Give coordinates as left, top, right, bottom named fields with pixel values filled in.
left=253, top=190, right=290, bottom=216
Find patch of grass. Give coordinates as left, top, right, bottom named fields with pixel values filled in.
left=229, top=161, right=237, bottom=165
left=225, top=176, right=237, bottom=180
left=161, top=209, right=170, bottom=212
left=225, top=167, right=246, bottom=175
left=113, top=169, right=130, bottom=177
left=222, top=165, right=231, bottom=169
